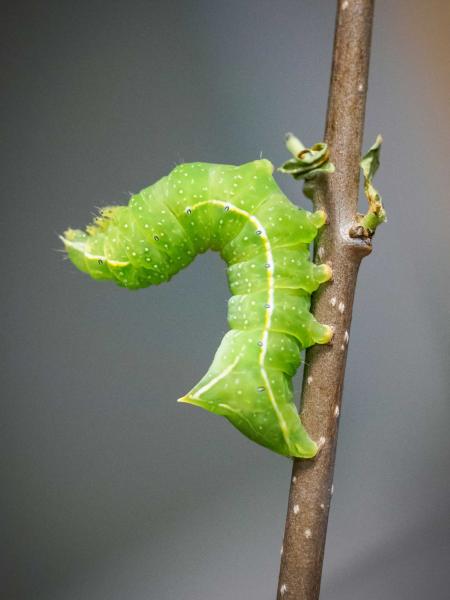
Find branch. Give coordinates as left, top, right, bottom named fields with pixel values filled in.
left=277, top=1, right=376, bottom=598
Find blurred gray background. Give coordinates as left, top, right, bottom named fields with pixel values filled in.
left=2, top=1, right=449, bottom=598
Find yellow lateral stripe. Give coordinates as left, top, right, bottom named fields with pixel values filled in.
left=62, top=237, right=130, bottom=267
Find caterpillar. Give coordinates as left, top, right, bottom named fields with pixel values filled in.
left=62, top=156, right=333, bottom=458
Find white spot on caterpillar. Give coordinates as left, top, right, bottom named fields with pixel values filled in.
left=320, top=503, right=325, bottom=510
left=342, top=0, right=349, bottom=9
left=330, top=297, right=337, bottom=307
left=280, top=584, right=287, bottom=596
left=293, top=504, right=300, bottom=515
left=344, top=330, right=349, bottom=344
left=318, top=436, right=326, bottom=448
left=317, top=246, right=325, bottom=260
left=304, top=528, right=312, bottom=539
left=338, top=301, right=345, bottom=314
left=334, top=405, right=340, bottom=417
left=358, top=83, right=364, bottom=92
left=307, top=376, right=313, bottom=385
left=292, top=476, right=297, bottom=483
left=280, top=545, right=284, bottom=556
left=331, top=484, right=334, bottom=496
left=340, top=345, right=345, bottom=351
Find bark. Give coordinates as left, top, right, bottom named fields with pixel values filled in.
left=277, top=1, right=375, bottom=598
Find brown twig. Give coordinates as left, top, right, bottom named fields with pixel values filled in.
left=277, top=1, right=376, bottom=598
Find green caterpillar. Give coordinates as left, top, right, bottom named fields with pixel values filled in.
left=62, top=157, right=333, bottom=458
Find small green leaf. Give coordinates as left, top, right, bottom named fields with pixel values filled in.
left=359, top=134, right=386, bottom=233
left=279, top=134, right=335, bottom=199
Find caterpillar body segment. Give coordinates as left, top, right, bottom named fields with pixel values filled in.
left=62, top=159, right=332, bottom=458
